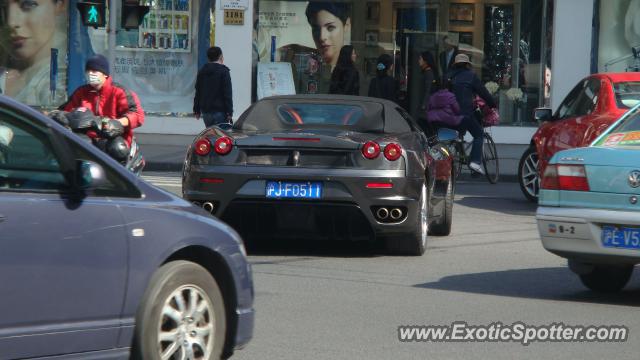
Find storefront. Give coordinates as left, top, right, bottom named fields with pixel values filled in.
left=254, top=0, right=554, bottom=127
left=0, top=0, right=213, bottom=114
left=0, top=0, right=563, bottom=142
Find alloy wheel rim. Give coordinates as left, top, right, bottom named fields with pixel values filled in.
left=521, top=152, right=539, bottom=198
left=158, top=285, right=215, bottom=360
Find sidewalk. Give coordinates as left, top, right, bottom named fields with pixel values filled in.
left=137, top=134, right=192, bottom=172
left=138, top=133, right=527, bottom=182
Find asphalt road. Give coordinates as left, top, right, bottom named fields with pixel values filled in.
left=143, top=172, right=640, bottom=360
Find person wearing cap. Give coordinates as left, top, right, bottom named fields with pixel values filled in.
left=439, top=36, right=459, bottom=80
left=447, top=53, right=496, bottom=175
left=62, top=54, right=144, bottom=147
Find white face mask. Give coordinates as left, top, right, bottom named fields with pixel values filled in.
left=86, top=72, right=103, bottom=86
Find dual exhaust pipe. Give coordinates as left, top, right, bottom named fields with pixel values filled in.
left=375, top=207, right=404, bottom=222
left=192, top=201, right=216, bottom=215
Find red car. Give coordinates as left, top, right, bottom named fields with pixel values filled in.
left=518, top=73, right=640, bottom=202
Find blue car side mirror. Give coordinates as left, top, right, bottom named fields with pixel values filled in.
left=77, top=160, right=108, bottom=190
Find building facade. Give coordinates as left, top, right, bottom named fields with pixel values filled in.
left=1, top=0, right=632, bottom=144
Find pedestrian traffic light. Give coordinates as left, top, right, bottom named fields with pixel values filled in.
left=77, top=2, right=106, bottom=28
left=121, top=0, right=150, bottom=30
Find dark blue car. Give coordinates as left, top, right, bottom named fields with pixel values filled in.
left=0, top=95, right=254, bottom=359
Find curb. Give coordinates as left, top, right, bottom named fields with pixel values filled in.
left=144, top=161, right=184, bottom=172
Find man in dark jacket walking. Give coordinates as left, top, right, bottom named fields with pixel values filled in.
left=194, top=47, right=233, bottom=127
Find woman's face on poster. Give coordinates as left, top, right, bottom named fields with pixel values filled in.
left=310, top=10, right=351, bottom=67
left=8, top=0, right=64, bottom=62
left=545, top=67, right=551, bottom=89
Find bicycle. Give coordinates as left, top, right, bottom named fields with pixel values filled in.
left=423, top=98, right=499, bottom=184
left=426, top=120, right=499, bottom=184
left=451, top=119, right=499, bottom=184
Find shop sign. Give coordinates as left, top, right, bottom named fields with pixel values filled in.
left=224, top=9, right=244, bottom=25
left=222, top=0, right=248, bottom=10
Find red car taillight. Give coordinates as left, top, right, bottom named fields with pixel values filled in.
left=194, top=138, right=211, bottom=156
left=366, top=182, right=393, bottom=189
left=362, top=141, right=380, bottom=159
left=541, top=164, right=590, bottom=191
left=384, top=143, right=402, bottom=161
left=213, top=136, right=233, bottom=155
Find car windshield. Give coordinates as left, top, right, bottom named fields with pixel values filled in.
left=594, top=105, right=640, bottom=148
left=236, top=101, right=385, bottom=133
left=613, top=82, right=640, bottom=109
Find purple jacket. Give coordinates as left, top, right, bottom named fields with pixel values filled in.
left=426, top=89, right=463, bottom=127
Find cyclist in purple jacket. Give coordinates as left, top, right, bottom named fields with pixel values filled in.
left=426, top=83, right=463, bottom=128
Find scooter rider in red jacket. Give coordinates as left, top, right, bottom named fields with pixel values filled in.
left=62, top=54, right=144, bottom=147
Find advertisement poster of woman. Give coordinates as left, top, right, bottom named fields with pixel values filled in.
left=257, top=1, right=352, bottom=95
left=257, top=1, right=352, bottom=69
left=0, top=0, right=68, bottom=107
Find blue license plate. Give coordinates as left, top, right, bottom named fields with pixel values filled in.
left=265, top=181, right=322, bottom=199
left=601, top=226, right=640, bottom=250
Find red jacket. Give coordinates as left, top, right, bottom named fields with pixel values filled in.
left=63, top=77, right=144, bottom=145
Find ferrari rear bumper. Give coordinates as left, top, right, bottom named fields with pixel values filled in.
left=183, top=165, right=422, bottom=240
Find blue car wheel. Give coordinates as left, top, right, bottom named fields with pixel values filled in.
left=132, top=261, right=227, bottom=360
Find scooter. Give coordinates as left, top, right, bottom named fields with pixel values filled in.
left=48, top=108, right=145, bottom=175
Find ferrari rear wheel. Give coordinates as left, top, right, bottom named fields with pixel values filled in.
left=385, top=183, right=427, bottom=256
left=429, top=171, right=453, bottom=236
left=578, top=265, right=633, bottom=293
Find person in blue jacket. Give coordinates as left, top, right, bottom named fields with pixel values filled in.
left=446, top=54, right=496, bottom=175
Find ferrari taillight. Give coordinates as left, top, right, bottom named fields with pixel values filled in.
left=366, top=182, right=393, bottom=189
left=384, top=143, right=402, bottom=161
left=214, top=137, right=233, bottom=155
left=541, top=164, right=590, bottom=191
left=194, top=138, right=211, bottom=156
left=362, top=141, right=380, bottom=159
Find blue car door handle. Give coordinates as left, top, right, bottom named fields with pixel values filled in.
left=0, top=215, right=5, bottom=223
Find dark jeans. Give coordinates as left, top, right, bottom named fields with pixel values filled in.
left=202, top=112, right=227, bottom=128
left=459, top=114, right=484, bottom=164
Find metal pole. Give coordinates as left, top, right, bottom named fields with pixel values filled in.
left=108, top=0, right=117, bottom=64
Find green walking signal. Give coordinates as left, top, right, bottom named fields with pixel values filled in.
left=77, top=2, right=106, bottom=28
left=88, top=6, right=99, bottom=23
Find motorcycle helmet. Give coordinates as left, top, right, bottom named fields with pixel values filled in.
left=106, top=137, right=130, bottom=162
left=94, top=138, right=109, bottom=152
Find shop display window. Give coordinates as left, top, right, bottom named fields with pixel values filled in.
left=255, top=0, right=553, bottom=126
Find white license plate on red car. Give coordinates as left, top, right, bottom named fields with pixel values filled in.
left=265, top=181, right=322, bottom=199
